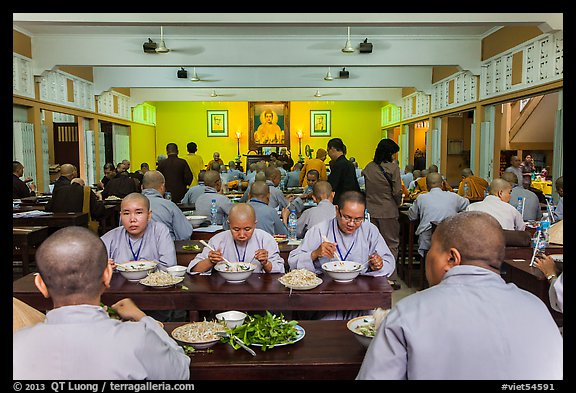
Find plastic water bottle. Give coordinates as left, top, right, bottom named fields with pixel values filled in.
left=463, top=181, right=469, bottom=198
left=540, top=216, right=550, bottom=249
left=364, top=208, right=370, bottom=222
left=165, top=191, right=171, bottom=201
left=210, top=199, right=218, bottom=225
left=516, top=196, right=525, bottom=216
left=288, top=208, right=298, bottom=241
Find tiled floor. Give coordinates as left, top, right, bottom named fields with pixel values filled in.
left=392, top=277, right=419, bottom=306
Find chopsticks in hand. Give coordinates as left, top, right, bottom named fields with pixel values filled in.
left=321, top=235, right=341, bottom=261
left=199, top=240, right=232, bottom=265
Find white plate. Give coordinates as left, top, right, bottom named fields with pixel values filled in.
left=278, top=277, right=322, bottom=290
left=139, top=276, right=184, bottom=288
left=550, top=254, right=563, bottom=263
left=251, top=324, right=305, bottom=347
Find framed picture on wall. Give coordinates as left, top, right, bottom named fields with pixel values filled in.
left=310, top=110, right=331, bottom=137
left=249, top=101, right=290, bottom=151
left=207, top=110, right=228, bottom=137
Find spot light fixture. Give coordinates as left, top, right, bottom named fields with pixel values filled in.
left=324, top=67, right=334, bottom=81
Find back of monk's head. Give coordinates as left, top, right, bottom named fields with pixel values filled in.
left=434, top=211, right=505, bottom=270
left=250, top=181, right=270, bottom=200
left=461, top=168, right=473, bottom=178
left=490, top=178, right=512, bottom=196
left=36, top=226, right=108, bottom=300
left=501, top=171, right=518, bottom=186
left=313, top=180, right=332, bottom=200
left=426, top=172, right=443, bottom=190
left=203, top=170, right=221, bottom=187
left=142, top=170, right=165, bottom=190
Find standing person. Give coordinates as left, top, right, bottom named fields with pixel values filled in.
left=157, top=143, right=193, bottom=204
left=356, top=211, right=563, bottom=380
left=505, top=155, right=523, bottom=187
left=466, top=178, right=525, bottom=231
left=279, top=147, right=294, bottom=172
left=184, top=141, right=204, bottom=187
left=13, top=226, right=190, bottom=380
left=300, top=148, right=328, bottom=187
left=326, top=138, right=360, bottom=205
left=141, top=170, right=193, bottom=241
left=520, top=153, right=536, bottom=181
left=362, top=138, right=403, bottom=289
left=13, top=161, right=36, bottom=198
left=188, top=203, right=285, bottom=274
left=407, top=173, right=470, bottom=269
left=121, top=159, right=131, bottom=173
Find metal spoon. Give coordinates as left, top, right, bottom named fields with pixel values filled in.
left=216, top=332, right=256, bottom=356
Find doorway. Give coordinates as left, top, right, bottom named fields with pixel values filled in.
left=53, top=122, right=79, bottom=170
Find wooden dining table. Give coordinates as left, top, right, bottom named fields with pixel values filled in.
left=174, top=239, right=298, bottom=269
left=13, top=226, right=50, bottom=276
left=165, top=319, right=367, bottom=380
left=13, top=272, right=393, bottom=321
left=13, top=212, right=89, bottom=230
left=501, top=253, right=563, bottom=327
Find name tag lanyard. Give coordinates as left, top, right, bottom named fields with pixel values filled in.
left=127, top=232, right=144, bottom=261
left=332, top=219, right=357, bottom=261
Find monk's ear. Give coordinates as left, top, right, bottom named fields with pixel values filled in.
left=102, top=263, right=113, bottom=289
left=447, top=248, right=462, bottom=267
left=34, top=274, right=51, bottom=299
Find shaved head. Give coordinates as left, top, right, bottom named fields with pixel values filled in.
left=490, top=178, right=512, bottom=196
left=121, top=192, right=150, bottom=211
left=461, top=168, right=473, bottom=178
left=426, top=172, right=443, bottom=189
left=203, top=170, right=221, bottom=188
left=249, top=181, right=270, bottom=200
left=228, top=203, right=256, bottom=225
left=36, top=226, right=108, bottom=300
left=313, top=180, right=332, bottom=199
left=60, top=164, right=77, bottom=178
left=142, top=170, right=165, bottom=190
left=501, top=171, right=518, bottom=186
left=254, top=171, right=267, bottom=182
left=433, top=211, right=505, bottom=270
left=71, top=178, right=85, bottom=186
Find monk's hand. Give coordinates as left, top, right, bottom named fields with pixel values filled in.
left=368, top=254, right=383, bottom=271
left=312, top=241, right=337, bottom=261
left=254, top=249, right=269, bottom=265
left=112, top=298, right=146, bottom=322
left=108, top=258, right=117, bottom=270
left=208, top=250, right=224, bottom=264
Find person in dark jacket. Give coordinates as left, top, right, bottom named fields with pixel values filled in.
left=101, top=171, right=139, bottom=199
left=326, top=138, right=360, bottom=205
left=13, top=161, right=36, bottom=199
left=46, top=178, right=106, bottom=221
left=52, top=164, right=77, bottom=192
left=156, top=143, right=193, bottom=203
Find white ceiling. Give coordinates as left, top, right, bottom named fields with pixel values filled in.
left=13, top=13, right=563, bottom=105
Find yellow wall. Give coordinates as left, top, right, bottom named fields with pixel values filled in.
left=149, top=101, right=385, bottom=169
left=130, top=122, right=157, bottom=169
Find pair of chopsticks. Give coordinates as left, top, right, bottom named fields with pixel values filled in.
left=322, top=235, right=342, bottom=261
left=199, top=240, right=232, bottom=265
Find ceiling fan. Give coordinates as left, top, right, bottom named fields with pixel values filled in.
left=143, top=26, right=171, bottom=54
left=189, top=67, right=221, bottom=82
left=209, top=90, right=235, bottom=97
left=313, top=90, right=340, bottom=98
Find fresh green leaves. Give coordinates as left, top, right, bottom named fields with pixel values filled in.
left=182, top=244, right=201, bottom=251
left=100, top=302, right=120, bottom=319
left=221, top=311, right=299, bottom=351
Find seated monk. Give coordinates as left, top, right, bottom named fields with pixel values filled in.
left=457, top=168, right=489, bottom=200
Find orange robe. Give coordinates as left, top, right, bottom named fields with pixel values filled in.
left=457, top=175, right=489, bottom=200
left=299, top=158, right=328, bottom=187
left=415, top=176, right=453, bottom=193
